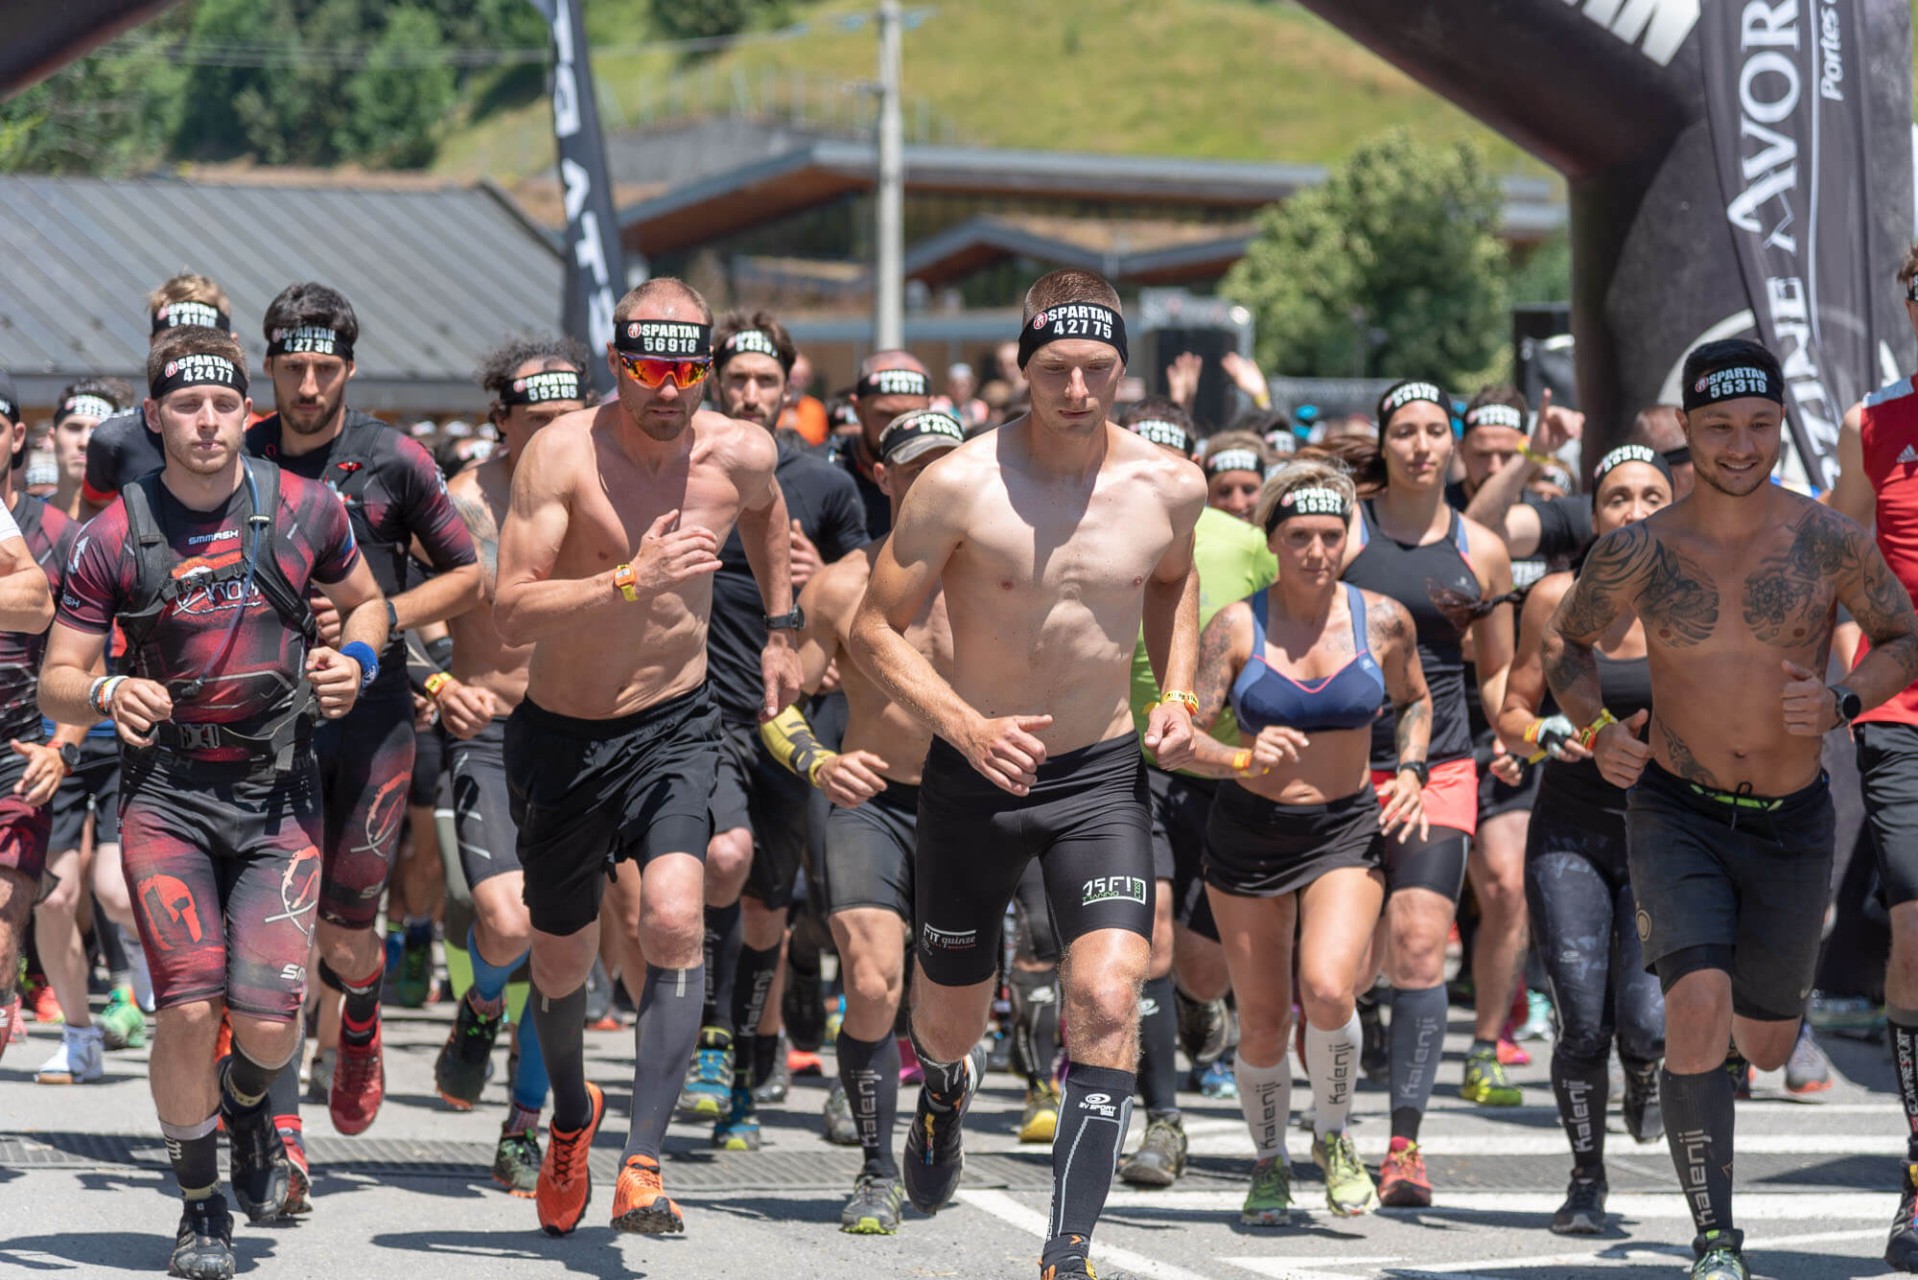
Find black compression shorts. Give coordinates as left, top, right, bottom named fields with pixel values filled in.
left=1203, top=783, right=1382, bottom=898
left=508, top=684, right=720, bottom=937
left=411, top=722, right=444, bottom=810
left=1626, top=762, right=1833, bottom=1022
left=49, top=735, right=120, bottom=853
left=1146, top=766, right=1219, bottom=941
left=914, top=734, right=1153, bottom=987
left=823, top=781, right=918, bottom=920
left=448, top=718, right=520, bottom=891
left=1855, top=722, right=1918, bottom=908
left=709, top=720, right=812, bottom=911
left=315, top=687, right=415, bottom=931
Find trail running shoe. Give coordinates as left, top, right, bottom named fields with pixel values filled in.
left=1725, top=1048, right=1753, bottom=1101
left=1551, top=1169, right=1608, bottom=1235
left=1886, top=1161, right=1918, bottom=1271
left=903, top=1043, right=984, bottom=1214
left=280, top=1130, right=311, bottom=1216
left=394, top=931, right=433, bottom=1007
left=305, top=1047, right=335, bottom=1105
left=1622, top=1059, right=1663, bottom=1143
left=434, top=991, right=505, bottom=1110
left=1118, top=1114, right=1187, bottom=1187
left=714, top=1083, right=762, bottom=1151
left=677, top=1026, right=733, bottom=1120
left=24, top=980, right=60, bottom=1024
left=330, top=1019, right=385, bottom=1135
left=219, top=1061, right=289, bottom=1223
left=100, top=988, right=146, bottom=1049
left=1040, top=1253, right=1106, bottom=1279
left=493, top=1125, right=542, bottom=1198
left=1019, top=1082, right=1061, bottom=1144
left=1240, top=1156, right=1293, bottom=1226
left=1459, top=1047, right=1522, bottom=1106
left=36, top=1023, right=104, bottom=1084
left=1199, top=1057, right=1238, bottom=1099
left=168, top=1194, right=235, bottom=1280
left=1175, top=988, right=1229, bottom=1064
left=756, top=1033, right=794, bottom=1101
left=611, top=1153, right=684, bottom=1235
left=1785, top=1021, right=1832, bottom=1096
left=1313, top=1131, right=1378, bottom=1216
left=824, top=1079, right=860, bottom=1146
left=1691, top=1228, right=1748, bottom=1280
left=1378, top=1137, right=1432, bottom=1207
left=840, top=1171, right=905, bottom=1235
left=536, top=1081, right=604, bottom=1236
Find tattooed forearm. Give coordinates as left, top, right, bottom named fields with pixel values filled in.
left=1839, top=538, right=1918, bottom=706
left=1393, top=697, right=1431, bottom=762
left=1658, top=718, right=1718, bottom=788
left=451, top=492, right=500, bottom=588
left=1191, top=606, right=1242, bottom=733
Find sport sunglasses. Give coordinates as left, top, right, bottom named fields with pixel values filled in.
left=617, top=352, right=712, bottom=389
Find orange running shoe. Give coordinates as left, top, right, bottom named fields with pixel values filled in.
left=611, top=1153, right=685, bottom=1235
left=537, top=1082, right=605, bottom=1236
left=1377, top=1137, right=1432, bottom=1208
left=25, top=981, right=61, bottom=1024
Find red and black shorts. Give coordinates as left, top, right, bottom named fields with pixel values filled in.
left=314, top=686, right=415, bottom=931
left=120, top=751, right=323, bottom=1021
left=0, top=743, right=53, bottom=884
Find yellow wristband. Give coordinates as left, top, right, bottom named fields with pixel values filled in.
left=612, top=563, right=639, bottom=603
left=1518, top=442, right=1556, bottom=468
left=424, top=671, right=453, bottom=701
left=1230, top=749, right=1252, bottom=774
left=1577, top=708, right=1617, bottom=751
left=1158, top=690, right=1200, bottom=717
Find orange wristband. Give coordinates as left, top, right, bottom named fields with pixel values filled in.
left=612, top=563, right=639, bottom=602
left=1230, top=749, right=1252, bottom=773
left=424, top=671, right=453, bottom=701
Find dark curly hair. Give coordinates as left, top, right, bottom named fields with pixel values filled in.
left=477, top=334, right=591, bottom=402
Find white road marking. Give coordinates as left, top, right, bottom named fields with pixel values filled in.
left=955, top=1188, right=1224, bottom=1280
left=1102, top=1189, right=1900, bottom=1220
left=1181, top=1131, right=1899, bottom=1157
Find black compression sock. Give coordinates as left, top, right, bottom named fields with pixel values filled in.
left=1660, top=1065, right=1736, bottom=1240
left=703, top=902, right=741, bottom=1032
left=1551, top=1049, right=1609, bottom=1172
left=753, top=1033, right=780, bottom=1084
left=264, top=1024, right=304, bottom=1129
left=224, top=1044, right=279, bottom=1109
left=1892, top=1016, right=1918, bottom=1162
left=160, top=1114, right=221, bottom=1200
left=1043, top=1063, right=1134, bottom=1269
left=838, top=1029, right=901, bottom=1178
left=1388, top=983, right=1447, bottom=1142
left=626, top=964, right=704, bottom=1163
left=532, top=984, right=592, bottom=1132
left=731, top=943, right=780, bottom=1080
left=1137, top=975, right=1180, bottom=1114
left=1009, top=966, right=1061, bottom=1087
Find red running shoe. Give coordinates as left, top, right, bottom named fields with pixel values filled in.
left=281, top=1125, right=312, bottom=1215
left=537, top=1082, right=605, bottom=1236
left=330, top=1017, right=386, bottom=1135
left=1378, top=1137, right=1432, bottom=1208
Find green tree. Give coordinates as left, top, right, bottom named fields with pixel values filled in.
left=1223, top=129, right=1510, bottom=386
left=338, top=5, right=458, bottom=166
left=0, top=16, right=189, bottom=173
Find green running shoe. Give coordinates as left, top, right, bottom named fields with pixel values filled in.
left=1691, top=1228, right=1748, bottom=1280
left=840, top=1171, right=905, bottom=1234
left=100, top=988, right=146, bottom=1049
left=1240, top=1156, right=1293, bottom=1226
left=492, top=1125, right=542, bottom=1198
left=713, top=1083, right=761, bottom=1151
left=1459, top=1046, right=1522, bottom=1107
left=678, top=1026, right=733, bottom=1120
left=394, top=932, right=433, bottom=1008
left=1312, top=1131, right=1378, bottom=1216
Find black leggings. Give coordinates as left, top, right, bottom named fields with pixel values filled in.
left=1524, top=804, right=1664, bottom=1071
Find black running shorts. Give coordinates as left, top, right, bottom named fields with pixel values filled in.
left=1855, top=721, right=1918, bottom=908
left=914, top=735, right=1154, bottom=988
left=507, top=684, right=721, bottom=937
left=823, top=781, right=918, bottom=919
left=449, top=717, right=521, bottom=891
left=1203, top=783, right=1382, bottom=898
left=709, top=720, right=813, bottom=911
left=49, top=735, right=120, bottom=853
left=1146, top=766, right=1220, bottom=941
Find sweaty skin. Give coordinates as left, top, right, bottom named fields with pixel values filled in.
left=445, top=456, right=532, bottom=718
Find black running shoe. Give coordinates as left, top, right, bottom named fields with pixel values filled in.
left=1550, top=1169, right=1608, bottom=1235
left=1174, top=988, right=1228, bottom=1065
left=1622, top=1060, right=1662, bottom=1144
left=434, top=991, right=505, bottom=1110
left=218, top=1061, right=289, bottom=1223
left=903, top=1044, right=984, bottom=1215
left=169, top=1194, right=235, bottom=1280
left=1887, top=1160, right=1918, bottom=1271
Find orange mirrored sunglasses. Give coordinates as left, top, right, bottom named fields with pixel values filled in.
left=617, top=352, right=712, bottom=389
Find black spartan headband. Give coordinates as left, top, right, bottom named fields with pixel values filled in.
left=501, top=368, right=584, bottom=406
left=1204, top=448, right=1264, bottom=477
left=1377, top=380, right=1448, bottom=424
left=1266, top=486, right=1352, bottom=533
left=1592, top=443, right=1674, bottom=487
left=1017, top=301, right=1128, bottom=370
left=151, top=300, right=230, bottom=334
left=614, top=319, right=712, bottom=360
left=59, top=393, right=118, bottom=424
left=267, top=325, right=353, bottom=361
left=1683, top=362, right=1785, bottom=412
left=717, top=329, right=794, bottom=375
left=1463, top=403, right=1524, bottom=433
left=1130, top=419, right=1190, bottom=454
left=150, top=353, right=247, bottom=401
left=856, top=367, right=931, bottom=399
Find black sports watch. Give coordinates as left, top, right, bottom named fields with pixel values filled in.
left=1397, top=758, right=1430, bottom=788
left=57, top=743, right=81, bottom=773
left=764, top=606, right=806, bottom=632
left=1831, top=684, right=1863, bottom=728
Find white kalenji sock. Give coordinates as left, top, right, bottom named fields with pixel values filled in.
left=1235, top=1044, right=1292, bottom=1163
left=1305, top=1011, right=1362, bottom=1140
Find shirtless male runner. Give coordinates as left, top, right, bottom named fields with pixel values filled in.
left=493, top=278, right=800, bottom=1240
left=851, top=269, right=1206, bottom=1280
left=428, top=335, right=588, bottom=1195
left=763, top=407, right=965, bottom=1234
left=1542, top=339, right=1918, bottom=1280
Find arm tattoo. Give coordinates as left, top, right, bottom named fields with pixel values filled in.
left=1393, top=697, right=1430, bottom=761
left=450, top=492, right=500, bottom=586
left=1741, top=507, right=1854, bottom=645
left=1658, top=718, right=1719, bottom=789
left=1191, top=607, right=1242, bottom=733
left=1844, top=535, right=1918, bottom=690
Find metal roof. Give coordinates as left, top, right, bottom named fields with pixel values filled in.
left=0, top=174, right=563, bottom=414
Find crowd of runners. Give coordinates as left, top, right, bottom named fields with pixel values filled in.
left=4, top=257, right=1918, bottom=1280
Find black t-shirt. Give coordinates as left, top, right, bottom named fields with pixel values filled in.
left=709, top=433, right=869, bottom=725
left=832, top=440, right=891, bottom=540
left=82, top=410, right=166, bottom=507
left=1532, top=492, right=1596, bottom=561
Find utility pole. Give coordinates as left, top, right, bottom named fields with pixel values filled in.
left=874, top=0, right=904, bottom=350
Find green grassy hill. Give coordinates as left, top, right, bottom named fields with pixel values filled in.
left=432, top=0, right=1540, bottom=183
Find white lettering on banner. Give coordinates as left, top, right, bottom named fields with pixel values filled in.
left=1566, top=0, right=1700, bottom=67
left=1818, top=0, right=1845, bottom=100
left=549, top=0, right=616, bottom=358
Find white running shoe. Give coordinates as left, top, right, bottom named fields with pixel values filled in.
left=37, top=1023, right=105, bottom=1084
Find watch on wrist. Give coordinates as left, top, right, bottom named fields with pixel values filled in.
left=764, top=606, right=806, bottom=632
left=1398, top=759, right=1430, bottom=788
left=1831, top=684, right=1863, bottom=728
left=57, top=743, right=80, bottom=772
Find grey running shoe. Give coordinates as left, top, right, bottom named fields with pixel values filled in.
left=840, top=1171, right=905, bottom=1235
left=1550, top=1169, right=1608, bottom=1235
left=1118, top=1113, right=1187, bottom=1187
left=824, top=1080, right=860, bottom=1146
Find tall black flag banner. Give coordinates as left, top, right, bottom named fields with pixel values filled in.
left=1698, top=0, right=1879, bottom=491
left=527, top=0, right=632, bottom=397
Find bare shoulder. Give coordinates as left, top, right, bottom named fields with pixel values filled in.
left=523, top=405, right=600, bottom=478
left=696, top=409, right=777, bottom=479
left=1523, top=569, right=1574, bottom=616
left=1113, top=426, right=1205, bottom=504
left=1358, top=588, right=1414, bottom=647
left=804, top=545, right=876, bottom=624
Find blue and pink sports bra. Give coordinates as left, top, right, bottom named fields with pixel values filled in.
left=1229, top=583, right=1386, bottom=736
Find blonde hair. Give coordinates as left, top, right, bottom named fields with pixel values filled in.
left=1253, top=456, right=1357, bottom=534
left=147, top=272, right=230, bottom=317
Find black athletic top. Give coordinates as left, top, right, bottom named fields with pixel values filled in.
left=81, top=410, right=165, bottom=508
left=0, top=497, right=74, bottom=742
left=709, top=431, right=869, bottom=726
left=1537, top=650, right=1653, bottom=817
left=832, top=440, right=891, bottom=539
left=1342, top=500, right=1480, bottom=769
